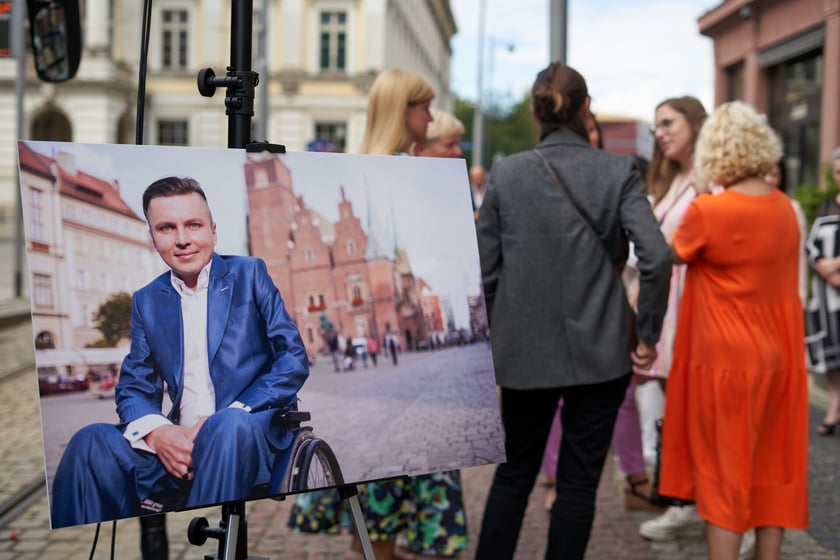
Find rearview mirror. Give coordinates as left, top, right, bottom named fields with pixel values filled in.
left=26, top=0, right=82, bottom=82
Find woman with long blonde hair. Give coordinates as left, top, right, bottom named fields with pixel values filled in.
left=360, top=68, right=434, bottom=156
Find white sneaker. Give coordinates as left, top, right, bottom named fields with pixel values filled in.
left=739, top=529, right=755, bottom=559
left=639, top=505, right=705, bottom=541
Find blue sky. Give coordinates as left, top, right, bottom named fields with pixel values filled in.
left=450, top=0, right=717, bottom=121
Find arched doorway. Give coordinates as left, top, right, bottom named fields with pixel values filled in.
left=30, top=107, right=72, bottom=141
left=35, top=331, right=56, bottom=349
left=116, top=111, right=134, bottom=144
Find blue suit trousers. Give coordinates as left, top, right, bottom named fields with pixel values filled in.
left=51, top=408, right=276, bottom=528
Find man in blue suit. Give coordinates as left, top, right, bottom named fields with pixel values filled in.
left=51, top=177, right=309, bottom=528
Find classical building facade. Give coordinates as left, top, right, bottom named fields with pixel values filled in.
left=699, top=0, right=840, bottom=189
left=17, top=142, right=162, bottom=350
left=244, top=152, right=433, bottom=355
left=0, top=0, right=457, bottom=282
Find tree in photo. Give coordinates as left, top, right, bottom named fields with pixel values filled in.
left=89, top=292, right=132, bottom=347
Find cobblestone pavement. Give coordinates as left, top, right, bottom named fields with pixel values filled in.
left=1, top=314, right=839, bottom=559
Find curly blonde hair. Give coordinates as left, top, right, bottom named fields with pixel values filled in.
left=694, top=101, right=782, bottom=187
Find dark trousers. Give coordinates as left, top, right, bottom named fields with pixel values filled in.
left=476, top=373, right=631, bottom=560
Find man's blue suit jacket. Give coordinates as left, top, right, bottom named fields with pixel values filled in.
left=114, top=253, right=309, bottom=450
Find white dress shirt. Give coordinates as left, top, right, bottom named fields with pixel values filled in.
left=123, top=260, right=252, bottom=453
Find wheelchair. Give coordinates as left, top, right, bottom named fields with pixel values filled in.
left=266, top=409, right=344, bottom=495
left=188, top=409, right=351, bottom=556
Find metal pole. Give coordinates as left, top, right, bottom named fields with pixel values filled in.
left=471, top=0, right=486, bottom=168
left=229, top=0, right=254, bottom=149
left=549, top=0, right=567, bottom=62
left=13, top=0, right=26, bottom=298
left=257, top=0, right=268, bottom=141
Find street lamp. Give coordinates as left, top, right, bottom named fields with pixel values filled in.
left=471, top=0, right=487, bottom=168
left=470, top=0, right=515, bottom=169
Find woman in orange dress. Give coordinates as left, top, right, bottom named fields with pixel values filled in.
left=658, top=101, right=809, bottom=559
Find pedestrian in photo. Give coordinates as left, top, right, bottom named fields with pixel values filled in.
left=327, top=330, right=341, bottom=373
left=388, top=334, right=398, bottom=366
left=658, top=101, right=809, bottom=559
left=474, top=61, right=672, bottom=560
left=805, top=146, right=840, bottom=435
left=344, top=334, right=357, bottom=371
left=367, top=334, right=379, bottom=367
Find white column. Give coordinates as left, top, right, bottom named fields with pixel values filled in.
left=85, top=1, right=109, bottom=52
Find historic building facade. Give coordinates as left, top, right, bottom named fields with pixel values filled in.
left=244, top=152, right=434, bottom=356
left=0, top=0, right=457, bottom=299
left=698, top=0, right=840, bottom=189
left=17, top=142, right=161, bottom=350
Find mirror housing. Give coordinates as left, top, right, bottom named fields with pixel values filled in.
left=26, top=0, right=82, bottom=82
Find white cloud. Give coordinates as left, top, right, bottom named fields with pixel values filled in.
left=450, top=0, right=716, bottom=122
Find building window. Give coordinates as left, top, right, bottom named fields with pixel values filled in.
left=161, top=9, right=189, bottom=69
left=314, top=122, right=347, bottom=152
left=158, top=120, right=189, bottom=146
left=319, top=11, right=346, bottom=72
left=33, top=274, right=53, bottom=308
left=77, top=269, right=88, bottom=289
left=306, top=327, right=315, bottom=344
left=80, top=303, right=91, bottom=327
left=726, top=61, right=744, bottom=102
left=346, top=240, right=355, bottom=256
left=305, top=248, right=314, bottom=262
left=29, top=188, right=45, bottom=241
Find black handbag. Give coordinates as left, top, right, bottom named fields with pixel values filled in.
left=649, top=418, right=695, bottom=507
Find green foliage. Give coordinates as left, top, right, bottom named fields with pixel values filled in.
left=454, top=92, right=538, bottom=169
left=794, top=162, right=840, bottom=230
left=90, top=292, right=132, bottom=347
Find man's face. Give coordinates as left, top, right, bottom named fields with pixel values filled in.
left=146, top=192, right=217, bottom=290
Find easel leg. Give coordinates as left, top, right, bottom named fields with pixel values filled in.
left=339, top=485, right=375, bottom=560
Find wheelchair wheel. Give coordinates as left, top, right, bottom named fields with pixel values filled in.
left=290, top=436, right=344, bottom=492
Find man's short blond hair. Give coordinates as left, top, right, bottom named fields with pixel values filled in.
left=694, top=101, right=782, bottom=187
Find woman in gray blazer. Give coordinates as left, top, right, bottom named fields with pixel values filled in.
left=475, top=61, right=672, bottom=560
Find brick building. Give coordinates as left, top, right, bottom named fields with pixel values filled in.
left=244, top=152, right=430, bottom=356
left=698, top=0, right=840, bottom=189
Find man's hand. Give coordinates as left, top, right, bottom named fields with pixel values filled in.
left=631, top=341, right=657, bottom=372
left=144, top=417, right=208, bottom=480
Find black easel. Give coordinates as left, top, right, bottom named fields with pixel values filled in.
left=186, top=1, right=373, bottom=558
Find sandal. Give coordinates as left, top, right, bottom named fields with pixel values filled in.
left=817, top=422, right=838, bottom=436
left=624, top=475, right=665, bottom=512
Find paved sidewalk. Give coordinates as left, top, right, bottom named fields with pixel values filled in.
left=0, top=315, right=838, bottom=559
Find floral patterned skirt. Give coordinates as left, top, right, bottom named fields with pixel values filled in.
left=287, top=471, right=468, bottom=556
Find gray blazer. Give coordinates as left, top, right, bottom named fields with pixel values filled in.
left=477, top=129, right=672, bottom=389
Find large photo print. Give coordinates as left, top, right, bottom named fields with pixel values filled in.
left=17, top=141, right=504, bottom=529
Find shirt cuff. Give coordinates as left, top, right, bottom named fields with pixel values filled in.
left=229, top=401, right=252, bottom=412
left=124, top=414, right=172, bottom=453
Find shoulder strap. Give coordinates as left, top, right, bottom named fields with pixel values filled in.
left=534, top=148, right=619, bottom=265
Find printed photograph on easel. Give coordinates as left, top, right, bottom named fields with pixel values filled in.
left=17, top=140, right=504, bottom=529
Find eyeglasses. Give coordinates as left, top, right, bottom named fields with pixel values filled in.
left=649, top=118, right=675, bottom=134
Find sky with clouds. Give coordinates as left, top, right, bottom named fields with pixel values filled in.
left=450, top=0, right=718, bottom=121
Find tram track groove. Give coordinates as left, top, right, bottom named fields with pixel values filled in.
left=0, top=475, right=46, bottom=528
